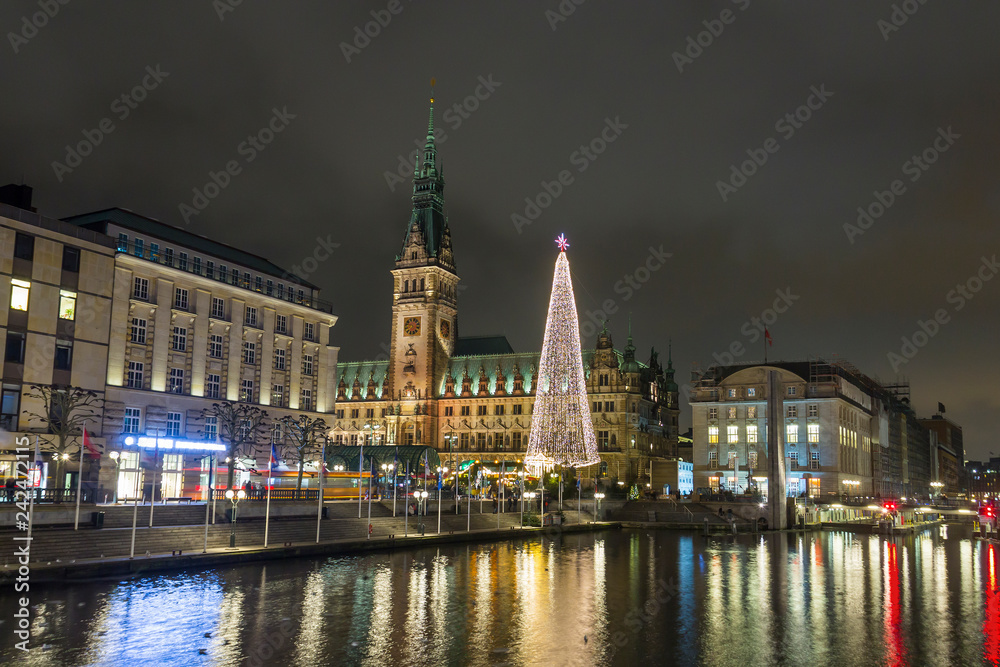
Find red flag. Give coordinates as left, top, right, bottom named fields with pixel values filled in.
left=83, top=429, right=101, bottom=458
left=765, top=328, right=773, bottom=347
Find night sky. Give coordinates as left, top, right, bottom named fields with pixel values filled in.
left=2, top=1, right=998, bottom=459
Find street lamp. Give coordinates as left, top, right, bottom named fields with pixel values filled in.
left=435, top=466, right=448, bottom=534
left=416, top=490, right=428, bottom=525
left=524, top=491, right=537, bottom=527
left=930, top=481, right=944, bottom=502
left=225, top=488, right=246, bottom=548
left=595, top=492, right=605, bottom=521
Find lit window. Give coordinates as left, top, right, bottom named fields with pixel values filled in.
left=271, top=384, right=284, bottom=407
left=747, top=424, right=758, bottom=443
left=727, top=406, right=736, bottom=419
left=786, top=424, right=798, bottom=444
left=728, top=452, right=737, bottom=469
left=58, top=290, right=77, bottom=320
left=240, top=379, right=254, bottom=402
left=117, top=233, right=129, bottom=252
left=708, top=452, right=718, bottom=468
left=747, top=387, right=756, bottom=397
left=808, top=424, right=819, bottom=443
left=728, top=389, right=737, bottom=398
left=727, top=425, right=738, bottom=444
left=708, top=426, right=719, bottom=444
left=748, top=451, right=758, bottom=469
left=10, top=279, right=30, bottom=311
left=810, top=452, right=820, bottom=470
left=150, top=243, right=160, bottom=262
left=747, top=406, right=757, bottom=418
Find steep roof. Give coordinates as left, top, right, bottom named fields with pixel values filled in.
left=454, top=335, right=514, bottom=356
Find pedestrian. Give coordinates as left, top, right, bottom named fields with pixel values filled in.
left=718, top=507, right=724, bottom=518
left=726, top=508, right=734, bottom=523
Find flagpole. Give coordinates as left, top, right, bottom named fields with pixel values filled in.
left=27, top=436, right=40, bottom=543
left=74, top=421, right=85, bottom=530
left=404, top=460, right=409, bottom=537
left=264, top=464, right=272, bottom=547
left=149, top=432, right=158, bottom=527
left=366, top=456, right=373, bottom=540
left=317, top=440, right=326, bottom=544
left=203, top=454, right=212, bottom=553
left=393, top=446, right=398, bottom=517
left=358, top=442, right=364, bottom=518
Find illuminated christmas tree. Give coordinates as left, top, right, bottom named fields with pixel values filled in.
left=525, top=235, right=600, bottom=474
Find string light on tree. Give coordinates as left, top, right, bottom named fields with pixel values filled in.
left=525, top=235, right=601, bottom=474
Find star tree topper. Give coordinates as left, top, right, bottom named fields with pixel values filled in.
left=555, top=234, right=570, bottom=251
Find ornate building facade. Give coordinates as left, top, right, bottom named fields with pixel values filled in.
left=332, top=102, right=680, bottom=486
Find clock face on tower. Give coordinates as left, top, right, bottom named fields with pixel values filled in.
left=403, top=317, right=421, bottom=336
left=440, top=320, right=450, bottom=339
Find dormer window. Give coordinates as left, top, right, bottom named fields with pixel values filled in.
left=411, top=251, right=417, bottom=260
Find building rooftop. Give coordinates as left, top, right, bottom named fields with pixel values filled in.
left=63, top=207, right=318, bottom=290
left=453, top=335, right=515, bottom=357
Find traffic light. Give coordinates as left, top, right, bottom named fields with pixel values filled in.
left=883, top=500, right=897, bottom=513
left=980, top=503, right=995, bottom=519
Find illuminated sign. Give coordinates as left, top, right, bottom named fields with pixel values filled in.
left=123, top=436, right=226, bottom=452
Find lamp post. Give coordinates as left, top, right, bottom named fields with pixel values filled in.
left=436, top=466, right=448, bottom=534
left=416, top=490, right=428, bottom=532
left=109, top=451, right=122, bottom=503
left=225, top=488, right=246, bottom=548
left=594, top=492, right=605, bottom=521
left=930, top=481, right=943, bottom=502
left=524, top=491, right=536, bottom=527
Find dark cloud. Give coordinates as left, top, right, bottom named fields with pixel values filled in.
left=2, top=0, right=998, bottom=458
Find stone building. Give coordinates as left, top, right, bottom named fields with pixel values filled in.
left=1, top=186, right=117, bottom=490
left=690, top=359, right=941, bottom=501
left=331, top=102, right=679, bottom=486
left=61, top=208, right=339, bottom=499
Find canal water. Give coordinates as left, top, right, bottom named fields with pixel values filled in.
left=2, top=526, right=998, bottom=666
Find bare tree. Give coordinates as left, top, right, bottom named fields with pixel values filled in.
left=280, top=414, right=329, bottom=499
left=201, top=402, right=269, bottom=491
left=23, top=384, right=103, bottom=499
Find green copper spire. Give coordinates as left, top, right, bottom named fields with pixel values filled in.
left=397, top=80, right=454, bottom=272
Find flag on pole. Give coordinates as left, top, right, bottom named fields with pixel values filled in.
left=938, top=402, right=946, bottom=414
left=82, top=429, right=101, bottom=458
left=764, top=328, right=773, bottom=347
left=269, top=443, right=279, bottom=475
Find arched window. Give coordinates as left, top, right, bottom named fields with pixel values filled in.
left=420, top=278, right=425, bottom=291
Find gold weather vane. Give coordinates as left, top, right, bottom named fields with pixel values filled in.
left=430, top=77, right=435, bottom=103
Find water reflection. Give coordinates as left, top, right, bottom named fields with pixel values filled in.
left=2, top=526, right=998, bottom=666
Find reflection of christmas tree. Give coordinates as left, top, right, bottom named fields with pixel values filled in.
left=525, top=235, right=600, bottom=474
